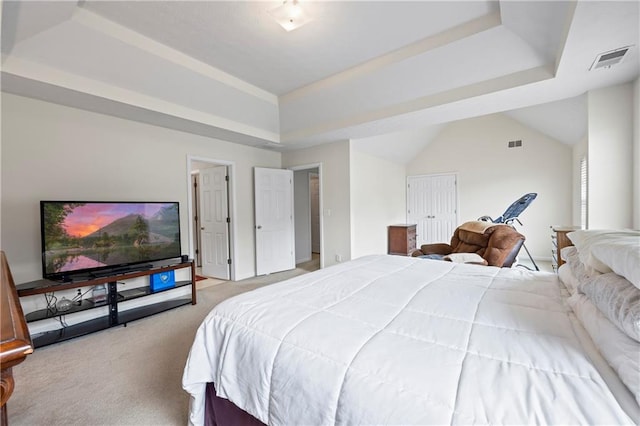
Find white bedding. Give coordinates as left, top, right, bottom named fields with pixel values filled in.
left=183, top=255, right=635, bottom=425
left=568, top=293, right=640, bottom=411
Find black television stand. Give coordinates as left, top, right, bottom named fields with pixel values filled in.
left=16, top=260, right=196, bottom=348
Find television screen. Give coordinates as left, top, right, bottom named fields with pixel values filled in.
left=41, top=201, right=181, bottom=279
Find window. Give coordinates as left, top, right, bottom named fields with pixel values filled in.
left=580, top=156, right=587, bottom=229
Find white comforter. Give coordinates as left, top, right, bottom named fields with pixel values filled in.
left=183, top=255, right=633, bottom=425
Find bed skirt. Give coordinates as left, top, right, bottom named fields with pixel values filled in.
left=205, top=383, right=266, bottom=426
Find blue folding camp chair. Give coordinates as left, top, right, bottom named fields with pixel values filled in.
left=478, top=193, right=539, bottom=271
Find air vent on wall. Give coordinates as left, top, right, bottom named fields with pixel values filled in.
left=508, top=140, right=522, bottom=148
left=590, top=46, right=632, bottom=70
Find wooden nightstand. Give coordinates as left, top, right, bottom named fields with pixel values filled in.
left=551, top=226, right=580, bottom=270
left=388, top=224, right=417, bottom=256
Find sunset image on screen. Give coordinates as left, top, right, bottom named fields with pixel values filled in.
left=62, top=203, right=164, bottom=237
left=42, top=201, right=180, bottom=276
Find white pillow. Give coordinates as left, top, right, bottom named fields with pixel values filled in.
left=563, top=244, right=600, bottom=287
left=591, top=240, right=640, bottom=290
left=567, top=230, right=640, bottom=275
left=579, top=272, right=640, bottom=342
left=558, top=263, right=579, bottom=295
left=442, top=252, right=487, bottom=265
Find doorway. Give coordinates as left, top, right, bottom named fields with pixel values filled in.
left=187, top=156, right=236, bottom=281
left=291, top=164, right=323, bottom=270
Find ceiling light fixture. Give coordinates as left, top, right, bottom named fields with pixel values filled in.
left=268, top=0, right=312, bottom=32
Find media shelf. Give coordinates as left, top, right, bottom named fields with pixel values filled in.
left=17, top=260, right=196, bottom=348
left=119, top=298, right=192, bottom=324
left=30, top=316, right=112, bottom=348
left=118, top=280, right=192, bottom=301
left=25, top=298, right=114, bottom=322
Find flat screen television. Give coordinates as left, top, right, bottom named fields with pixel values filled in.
left=40, top=201, right=181, bottom=280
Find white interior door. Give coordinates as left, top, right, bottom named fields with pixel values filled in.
left=429, top=174, right=458, bottom=243
left=407, top=174, right=458, bottom=246
left=255, top=167, right=295, bottom=275
left=199, top=166, right=230, bottom=279
left=407, top=175, right=431, bottom=246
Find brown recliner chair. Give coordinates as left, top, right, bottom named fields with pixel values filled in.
left=411, top=221, right=525, bottom=267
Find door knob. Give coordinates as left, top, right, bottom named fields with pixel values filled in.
left=256, top=225, right=262, bottom=229
left=200, top=227, right=205, bottom=230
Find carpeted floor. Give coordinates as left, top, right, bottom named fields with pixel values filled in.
left=8, top=263, right=316, bottom=425
left=194, top=253, right=320, bottom=291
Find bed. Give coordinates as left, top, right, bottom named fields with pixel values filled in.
left=183, top=229, right=640, bottom=425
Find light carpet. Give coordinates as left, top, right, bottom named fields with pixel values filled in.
left=8, top=265, right=315, bottom=425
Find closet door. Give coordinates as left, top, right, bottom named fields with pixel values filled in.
left=407, top=174, right=458, bottom=246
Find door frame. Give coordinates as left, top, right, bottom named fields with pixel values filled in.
left=186, top=155, right=237, bottom=281
left=289, top=163, right=324, bottom=269
left=190, top=171, right=201, bottom=267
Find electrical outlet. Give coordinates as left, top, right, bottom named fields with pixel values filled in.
left=335, top=254, right=342, bottom=262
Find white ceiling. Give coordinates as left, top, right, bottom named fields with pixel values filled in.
left=82, top=1, right=504, bottom=95
left=1, top=1, right=638, bottom=157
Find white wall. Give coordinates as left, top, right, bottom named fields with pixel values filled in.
left=1, top=93, right=281, bottom=283
left=349, top=148, right=406, bottom=259
left=406, top=113, right=573, bottom=259
left=634, top=76, right=640, bottom=229
left=587, top=83, right=634, bottom=229
left=283, top=141, right=351, bottom=266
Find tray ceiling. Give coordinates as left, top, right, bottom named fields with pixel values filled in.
left=1, top=1, right=638, bottom=154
